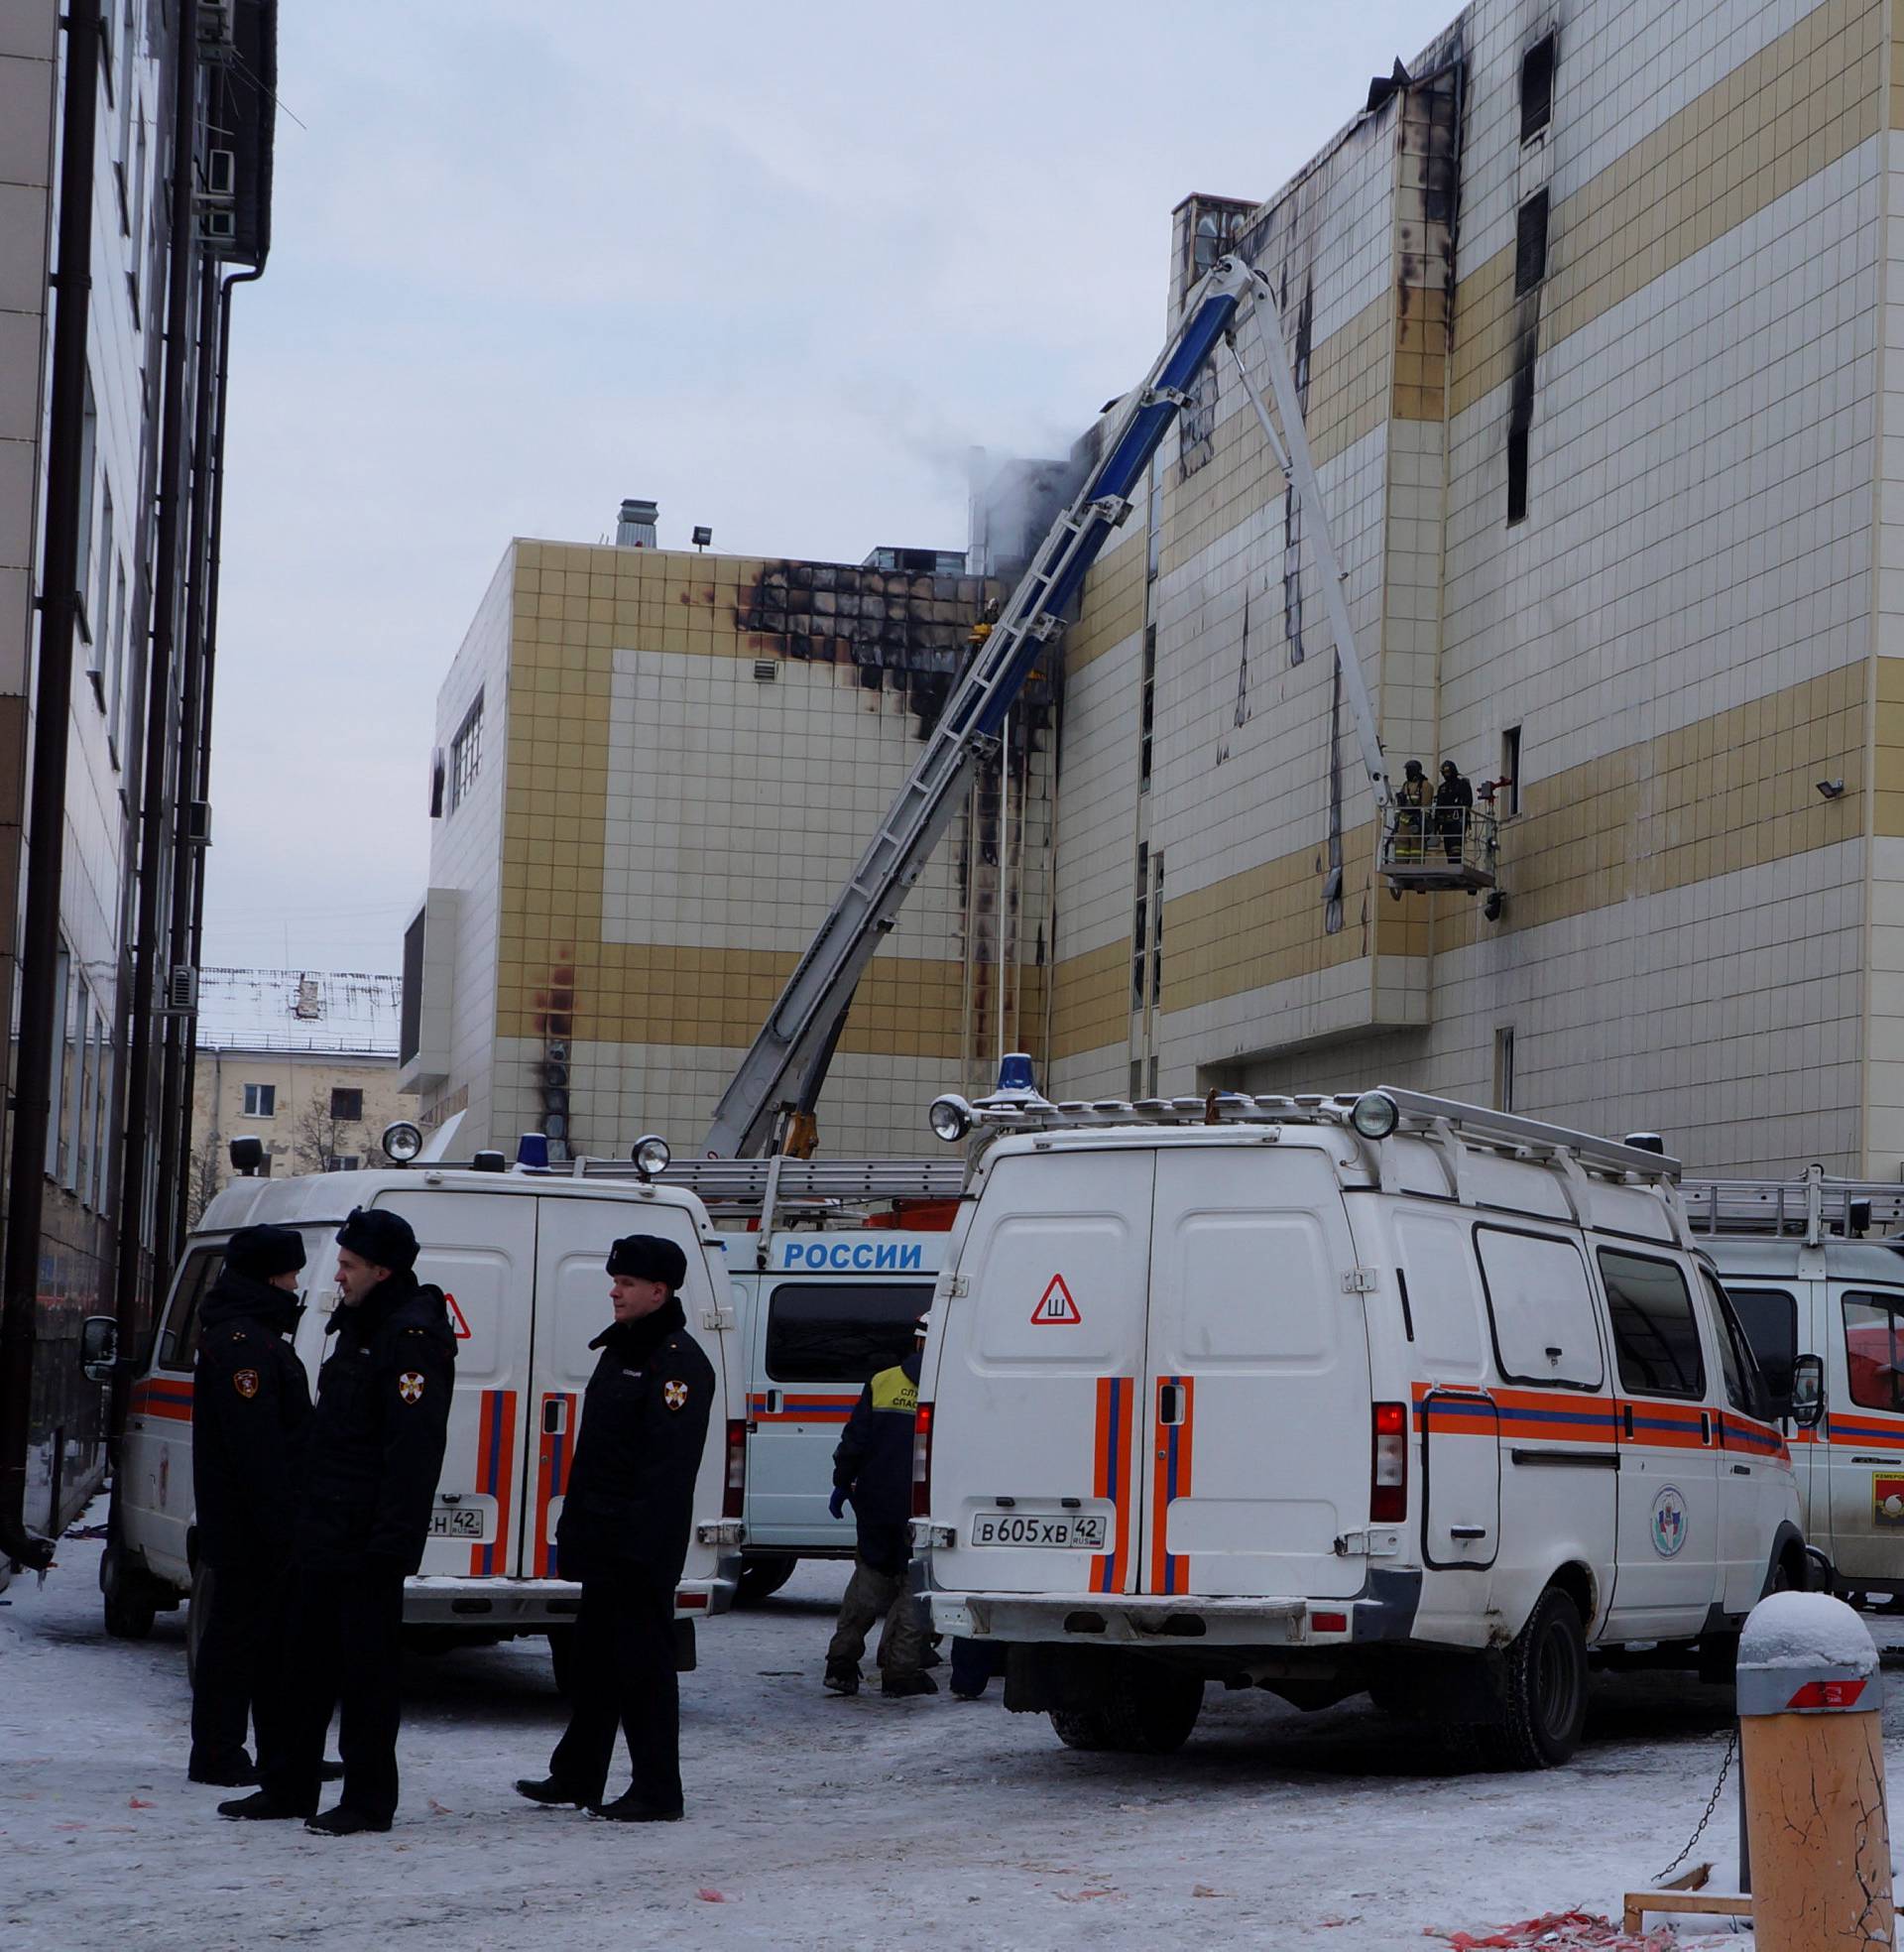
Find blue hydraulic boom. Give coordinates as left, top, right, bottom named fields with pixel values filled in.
left=702, top=255, right=1392, bottom=1158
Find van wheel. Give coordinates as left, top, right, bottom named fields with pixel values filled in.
left=100, top=1514, right=158, bottom=1642
left=547, top=1628, right=575, bottom=1698
left=735, top=1556, right=796, bottom=1606
left=1050, top=1668, right=1203, bottom=1755
left=1479, top=1587, right=1588, bottom=1769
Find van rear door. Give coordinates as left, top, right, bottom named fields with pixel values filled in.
left=1141, top=1144, right=1369, bottom=1600
left=374, top=1190, right=536, bottom=1577
left=528, top=1194, right=729, bottom=1587
left=930, top=1147, right=1152, bottom=1595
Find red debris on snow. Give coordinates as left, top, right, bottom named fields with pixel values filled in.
left=695, top=1890, right=728, bottom=1903
left=127, top=1798, right=155, bottom=1809
left=1426, top=1912, right=1677, bottom=1951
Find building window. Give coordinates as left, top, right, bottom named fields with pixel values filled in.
left=449, top=690, right=484, bottom=810
left=1506, top=424, right=1529, bottom=524
left=243, top=1083, right=277, bottom=1118
left=1131, top=843, right=1149, bottom=1009
left=1520, top=35, right=1555, bottom=142
left=88, top=483, right=114, bottom=700
left=1493, top=1027, right=1515, bottom=1112
left=1514, top=191, right=1549, bottom=296
left=1178, top=366, right=1218, bottom=479
left=1150, top=851, right=1164, bottom=1006
left=107, top=557, right=127, bottom=766
left=128, top=116, right=147, bottom=321
left=1500, top=725, right=1521, bottom=816
left=75, top=376, right=97, bottom=642
left=330, top=1087, right=363, bottom=1121
left=1139, top=624, right=1157, bottom=792
left=323, top=1156, right=360, bottom=1173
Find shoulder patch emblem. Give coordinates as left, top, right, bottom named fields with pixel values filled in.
left=662, top=1380, right=688, bottom=1411
left=398, top=1371, right=425, bottom=1404
left=233, top=1369, right=260, bottom=1400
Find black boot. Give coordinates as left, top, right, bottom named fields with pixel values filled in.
left=587, top=1790, right=683, bottom=1822
left=189, top=1754, right=259, bottom=1787
left=823, top=1658, right=860, bottom=1696
left=304, top=1805, right=392, bottom=1836
left=515, top=1776, right=589, bottom=1807
left=217, top=1789, right=310, bottom=1821
left=882, top=1671, right=938, bottom=1698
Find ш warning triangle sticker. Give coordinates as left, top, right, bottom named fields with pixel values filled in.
left=1030, top=1275, right=1081, bottom=1326
left=444, top=1291, right=473, bottom=1340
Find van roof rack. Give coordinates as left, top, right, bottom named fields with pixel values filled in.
left=1680, top=1164, right=1904, bottom=1246
left=575, top=1155, right=968, bottom=1206
left=959, top=1085, right=1681, bottom=1183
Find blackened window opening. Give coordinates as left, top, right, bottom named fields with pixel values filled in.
left=1506, top=425, right=1529, bottom=523
left=1515, top=191, right=1549, bottom=295
left=1520, top=36, right=1555, bottom=141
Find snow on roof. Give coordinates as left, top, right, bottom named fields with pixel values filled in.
left=194, top=967, right=404, bottom=1056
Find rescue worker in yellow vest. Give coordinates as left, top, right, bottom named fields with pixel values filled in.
left=824, top=1318, right=933, bottom=1698
left=1393, top=759, right=1429, bottom=863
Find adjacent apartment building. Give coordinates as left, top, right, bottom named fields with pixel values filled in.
left=401, top=506, right=1038, bottom=1159
left=189, top=969, right=416, bottom=1218
left=0, top=1, right=275, bottom=1558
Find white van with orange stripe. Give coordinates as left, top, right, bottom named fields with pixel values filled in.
left=101, top=1156, right=745, bottom=1676
left=913, top=1084, right=1814, bottom=1768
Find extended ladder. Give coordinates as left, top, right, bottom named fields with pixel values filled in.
left=701, top=255, right=1394, bottom=1158
left=1680, top=1164, right=1904, bottom=1245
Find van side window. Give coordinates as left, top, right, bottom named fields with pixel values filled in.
left=765, top=1281, right=930, bottom=1385
left=156, top=1249, right=225, bottom=1373
left=1843, top=1292, right=1904, bottom=1413
left=1598, top=1249, right=1704, bottom=1399
left=1475, top=1225, right=1603, bottom=1387
left=1702, top=1274, right=1765, bottom=1418
left=1724, top=1286, right=1797, bottom=1410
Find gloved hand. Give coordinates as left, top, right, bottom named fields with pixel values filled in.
left=828, top=1485, right=851, bottom=1521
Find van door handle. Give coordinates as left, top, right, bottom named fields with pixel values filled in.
left=1158, top=1384, right=1185, bottom=1426
left=1449, top=1525, right=1487, bottom=1539
left=1851, top=1455, right=1902, bottom=1465
left=542, top=1398, right=567, bottom=1436
left=1701, top=1412, right=1712, bottom=1445
left=1730, top=1464, right=1751, bottom=1477
left=765, top=1390, right=782, bottom=1414
left=1622, top=1404, right=1633, bottom=1439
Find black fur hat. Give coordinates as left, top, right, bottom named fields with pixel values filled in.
left=606, top=1234, right=687, bottom=1290
left=335, top=1206, right=418, bottom=1275
left=226, top=1223, right=306, bottom=1281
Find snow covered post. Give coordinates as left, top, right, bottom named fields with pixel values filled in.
left=1735, top=1591, right=1892, bottom=1949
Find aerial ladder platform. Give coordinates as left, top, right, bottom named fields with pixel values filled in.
left=702, top=253, right=1431, bottom=1159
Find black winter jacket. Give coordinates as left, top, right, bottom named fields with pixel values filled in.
left=296, top=1274, right=456, bottom=1576
left=191, top=1271, right=312, bottom=1568
left=555, top=1299, right=715, bottom=1586
left=831, top=1351, right=921, bottom=1529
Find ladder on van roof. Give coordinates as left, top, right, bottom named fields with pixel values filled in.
left=1680, top=1164, right=1904, bottom=1245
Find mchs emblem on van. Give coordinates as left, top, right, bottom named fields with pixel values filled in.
left=1650, top=1486, right=1688, bottom=1557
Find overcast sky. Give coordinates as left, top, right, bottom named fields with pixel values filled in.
left=202, top=0, right=1457, bottom=974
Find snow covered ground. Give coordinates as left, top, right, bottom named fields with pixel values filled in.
left=4, top=1512, right=1892, bottom=1950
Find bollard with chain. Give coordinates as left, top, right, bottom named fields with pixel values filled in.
left=1736, top=1591, right=1892, bottom=1951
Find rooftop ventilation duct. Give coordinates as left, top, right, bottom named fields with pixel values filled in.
left=617, top=498, right=658, bottom=548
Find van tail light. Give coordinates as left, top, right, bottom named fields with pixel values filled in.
left=723, top=1419, right=746, bottom=1520
left=1370, top=1402, right=1407, bottom=1523
left=911, top=1402, right=934, bottom=1519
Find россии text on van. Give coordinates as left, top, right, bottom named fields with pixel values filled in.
left=912, top=1084, right=1817, bottom=1769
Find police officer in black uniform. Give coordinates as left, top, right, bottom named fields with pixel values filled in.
left=188, top=1224, right=311, bottom=1786
left=221, top=1207, right=455, bottom=1835
left=515, top=1234, right=714, bottom=1822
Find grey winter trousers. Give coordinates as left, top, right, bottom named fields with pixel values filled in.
left=826, top=1553, right=924, bottom=1678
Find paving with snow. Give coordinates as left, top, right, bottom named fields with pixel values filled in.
left=5, top=1512, right=1892, bottom=1950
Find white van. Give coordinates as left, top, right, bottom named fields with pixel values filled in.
left=728, top=1228, right=945, bottom=1601
left=94, top=1153, right=746, bottom=1681
left=1683, top=1172, right=1904, bottom=1604
left=913, top=1085, right=1813, bottom=1768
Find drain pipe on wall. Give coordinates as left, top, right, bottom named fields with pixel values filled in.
left=0, top=0, right=105, bottom=1560
left=173, top=260, right=264, bottom=1244
left=110, top=0, right=199, bottom=1436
